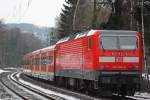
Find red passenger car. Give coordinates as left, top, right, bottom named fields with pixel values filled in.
left=23, top=45, right=55, bottom=81
left=22, top=53, right=32, bottom=76
left=22, top=30, right=143, bottom=96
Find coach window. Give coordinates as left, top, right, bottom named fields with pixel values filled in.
left=39, top=58, right=41, bottom=65
left=32, top=59, right=34, bottom=65
left=37, top=58, right=39, bottom=65
left=34, top=58, right=36, bottom=65
left=29, top=60, right=31, bottom=65
left=42, top=57, right=45, bottom=66
left=35, top=58, right=38, bottom=65
left=43, top=57, right=47, bottom=66
left=41, top=57, right=43, bottom=66
left=27, top=60, right=29, bottom=65
left=42, top=57, right=43, bottom=66
left=27, top=60, right=28, bottom=65
left=34, top=59, right=35, bottom=65
left=48, top=56, right=53, bottom=64
left=35, top=58, right=37, bottom=65
left=42, top=57, right=44, bottom=66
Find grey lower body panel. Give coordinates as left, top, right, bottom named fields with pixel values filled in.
left=56, top=69, right=99, bottom=81
left=56, top=69, right=141, bottom=82
left=99, top=70, right=141, bottom=83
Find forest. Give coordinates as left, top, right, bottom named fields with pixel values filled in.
left=0, top=21, right=44, bottom=67
left=56, top=0, right=150, bottom=46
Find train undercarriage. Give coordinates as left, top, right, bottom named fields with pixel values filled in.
left=55, top=71, right=141, bottom=96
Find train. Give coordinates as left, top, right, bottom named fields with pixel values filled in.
left=22, top=30, right=143, bottom=96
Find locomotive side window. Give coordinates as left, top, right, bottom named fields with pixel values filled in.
left=88, top=37, right=91, bottom=49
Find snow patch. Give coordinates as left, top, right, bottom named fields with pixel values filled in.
left=127, top=92, right=150, bottom=100
left=16, top=73, right=21, bottom=78
left=142, top=73, right=150, bottom=81
left=135, top=92, right=150, bottom=98
left=0, top=69, right=9, bottom=74
left=4, top=67, right=17, bottom=70
left=14, top=73, right=79, bottom=100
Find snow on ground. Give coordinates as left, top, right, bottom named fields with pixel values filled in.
left=0, top=69, right=9, bottom=74
left=134, top=92, right=150, bottom=99
left=4, top=67, right=17, bottom=70
left=16, top=72, right=20, bottom=77
left=142, top=73, right=150, bottom=81
left=13, top=73, right=79, bottom=100
left=127, top=91, right=150, bottom=100
left=14, top=72, right=150, bottom=100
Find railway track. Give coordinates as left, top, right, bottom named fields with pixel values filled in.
left=1, top=72, right=39, bottom=100
left=1, top=78, right=30, bottom=100
left=15, top=72, right=101, bottom=100
left=10, top=72, right=67, bottom=100
left=1, top=69, right=148, bottom=100
left=16, top=72, right=147, bottom=100
left=0, top=72, right=66, bottom=100
left=0, top=81, right=18, bottom=100
left=128, top=95, right=150, bottom=100
left=18, top=72, right=150, bottom=100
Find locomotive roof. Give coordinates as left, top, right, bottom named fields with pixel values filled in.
left=56, top=30, right=94, bottom=44
left=99, top=30, right=137, bottom=36
left=56, top=30, right=137, bottom=44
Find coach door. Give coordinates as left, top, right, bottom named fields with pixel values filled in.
left=47, top=50, right=54, bottom=81
left=46, top=51, right=49, bottom=80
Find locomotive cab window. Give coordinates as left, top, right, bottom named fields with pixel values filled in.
left=100, top=36, right=138, bottom=50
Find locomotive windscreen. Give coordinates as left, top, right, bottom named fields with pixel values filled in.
left=100, top=36, right=138, bottom=50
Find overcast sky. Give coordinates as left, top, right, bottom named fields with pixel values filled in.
left=0, top=0, right=64, bottom=27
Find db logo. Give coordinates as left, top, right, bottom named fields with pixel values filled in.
left=115, top=57, right=123, bottom=62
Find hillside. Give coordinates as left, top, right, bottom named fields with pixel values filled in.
left=6, top=23, right=50, bottom=42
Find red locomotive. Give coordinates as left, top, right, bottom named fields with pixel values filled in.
left=22, top=30, right=143, bottom=96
